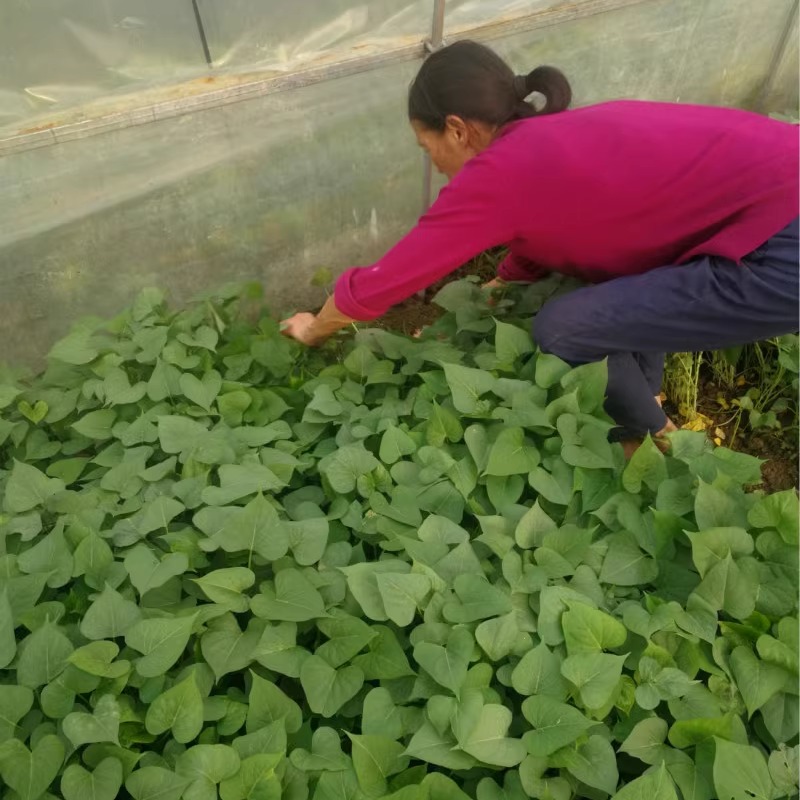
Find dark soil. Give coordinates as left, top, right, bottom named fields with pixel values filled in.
left=666, top=376, right=798, bottom=493
left=377, top=251, right=799, bottom=493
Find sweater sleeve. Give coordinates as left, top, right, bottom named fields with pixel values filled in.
left=334, top=159, right=517, bottom=320
left=497, top=251, right=550, bottom=283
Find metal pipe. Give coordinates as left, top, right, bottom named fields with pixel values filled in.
left=755, top=0, right=798, bottom=113
left=428, top=0, right=447, bottom=52
left=1, top=0, right=649, bottom=156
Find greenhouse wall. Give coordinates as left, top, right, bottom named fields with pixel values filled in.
left=1, top=0, right=798, bottom=365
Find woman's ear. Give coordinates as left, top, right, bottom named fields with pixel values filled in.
left=444, top=114, right=470, bottom=144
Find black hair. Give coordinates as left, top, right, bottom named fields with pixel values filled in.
left=408, top=40, right=572, bottom=130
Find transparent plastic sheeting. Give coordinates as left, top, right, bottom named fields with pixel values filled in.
left=491, top=0, right=798, bottom=110
left=0, top=0, right=207, bottom=131
left=0, top=61, right=422, bottom=366
left=0, top=0, right=583, bottom=134
left=0, top=0, right=436, bottom=132
left=196, top=0, right=433, bottom=71
left=0, top=0, right=798, bottom=365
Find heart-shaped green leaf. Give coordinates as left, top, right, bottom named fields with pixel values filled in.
left=61, top=757, right=123, bottom=800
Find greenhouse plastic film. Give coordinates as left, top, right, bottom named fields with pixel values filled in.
left=485, top=0, right=798, bottom=109
left=0, top=60, right=421, bottom=366
left=196, top=0, right=433, bottom=72
left=0, top=0, right=207, bottom=130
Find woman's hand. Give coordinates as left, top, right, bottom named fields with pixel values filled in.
left=280, top=295, right=356, bottom=347
left=280, top=313, right=327, bottom=347
left=482, top=277, right=507, bottom=291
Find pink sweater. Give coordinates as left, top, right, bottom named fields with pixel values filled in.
left=335, top=101, right=798, bottom=320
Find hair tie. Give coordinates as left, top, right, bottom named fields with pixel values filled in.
left=512, top=74, right=529, bottom=101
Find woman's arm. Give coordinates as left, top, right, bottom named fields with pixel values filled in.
left=281, top=157, right=519, bottom=344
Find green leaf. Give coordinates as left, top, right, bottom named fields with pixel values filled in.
left=177, top=744, right=241, bottom=785
left=353, top=626, right=415, bottom=680
left=443, top=574, right=512, bottom=623
left=484, top=427, right=539, bottom=476
left=145, top=673, right=203, bottom=743
left=453, top=699, right=526, bottom=767
left=559, top=734, right=618, bottom=795
left=17, top=620, right=74, bottom=688
left=730, top=646, right=788, bottom=717
left=561, top=652, right=626, bottom=709
left=3, top=460, right=65, bottom=513
left=201, top=614, right=261, bottom=680
left=475, top=612, right=519, bottom=662
left=125, top=613, right=197, bottom=677
left=319, top=444, right=380, bottom=493
left=251, top=568, right=327, bottom=622
left=49, top=328, right=99, bottom=364
left=73, top=409, right=117, bottom=440
left=495, top=320, right=534, bottom=363
left=405, top=721, right=477, bottom=770
left=610, top=764, right=679, bottom=800
left=562, top=603, right=627, bottom=654
left=211, top=494, right=289, bottom=563
left=126, top=766, right=188, bottom=800
left=695, top=480, right=748, bottom=530
left=748, top=490, right=798, bottom=545
left=246, top=672, right=302, bottom=734
left=316, top=612, right=377, bottom=669
left=0, top=734, right=65, bottom=800
left=218, top=754, right=281, bottom=800
left=80, top=584, right=142, bottom=640
left=300, top=655, right=364, bottom=718
left=713, top=738, right=775, bottom=800
left=362, top=688, right=404, bottom=741
left=374, top=572, right=430, bottom=627
left=0, top=590, right=16, bottom=669
left=511, top=643, right=568, bottom=699
left=349, top=734, right=409, bottom=796
left=693, top=554, right=757, bottom=620
left=413, top=627, right=473, bottom=695
left=426, top=401, right=463, bottom=447
left=180, top=370, right=222, bottom=410
left=442, top=363, right=495, bottom=414
left=61, top=757, right=123, bottom=800
left=619, top=718, right=670, bottom=765
left=124, top=545, right=188, bottom=596
left=535, top=353, right=571, bottom=388
left=63, top=694, right=121, bottom=747
left=521, top=696, right=595, bottom=756
left=68, top=641, right=128, bottom=679
left=687, top=527, right=753, bottom=578
left=600, top=534, right=659, bottom=586
left=623, top=437, right=667, bottom=493
left=193, top=567, right=255, bottom=612
left=379, top=425, right=417, bottom=465
left=202, top=464, right=285, bottom=505
left=0, top=685, right=34, bottom=742
left=290, top=726, right=350, bottom=771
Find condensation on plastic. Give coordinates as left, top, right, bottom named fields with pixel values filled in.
left=197, top=1, right=433, bottom=72
left=0, top=0, right=208, bottom=131
left=487, top=0, right=798, bottom=110
left=0, top=60, right=422, bottom=366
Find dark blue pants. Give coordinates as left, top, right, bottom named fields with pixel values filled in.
left=532, top=217, right=799, bottom=437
